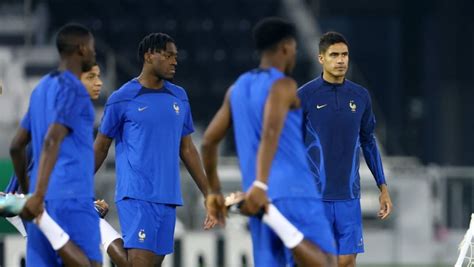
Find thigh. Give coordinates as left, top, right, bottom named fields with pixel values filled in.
left=248, top=216, right=287, bottom=267
left=47, top=198, right=102, bottom=263
left=274, top=198, right=337, bottom=256
left=128, top=248, right=159, bottom=267
left=26, top=222, right=62, bottom=267
left=333, top=199, right=364, bottom=255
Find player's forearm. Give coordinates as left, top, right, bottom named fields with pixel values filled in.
left=181, top=145, right=209, bottom=197
left=256, top=124, right=283, bottom=184
left=201, top=141, right=222, bottom=193
left=94, top=148, right=108, bottom=173
left=255, top=110, right=287, bottom=183
left=10, top=146, right=29, bottom=193
left=93, top=134, right=113, bottom=173
left=10, top=129, right=31, bottom=193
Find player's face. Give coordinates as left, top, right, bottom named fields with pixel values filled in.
left=80, top=65, right=102, bottom=100
left=80, top=35, right=97, bottom=72
left=150, top=42, right=178, bottom=81
left=284, top=38, right=297, bottom=75
left=319, top=42, right=349, bottom=79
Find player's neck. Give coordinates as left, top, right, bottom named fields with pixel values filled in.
left=58, top=59, right=82, bottom=79
left=322, top=71, right=344, bottom=84
left=137, top=72, right=164, bottom=89
left=259, top=56, right=286, bottom=74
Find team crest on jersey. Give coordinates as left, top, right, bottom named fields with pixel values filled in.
left=138, top=229, right=146, bottom=242
left=173, top=102, right=180, bottom=115
left=349, top=100, right=357, bottom=113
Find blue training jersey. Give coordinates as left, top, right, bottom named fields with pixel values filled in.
left=99, top=79, right=194, bottom=205
left=20, top=70, right=95, bottom=200
left=230, top=67, right=319, bottom=200
left=298, top=76, right=386, bottom=200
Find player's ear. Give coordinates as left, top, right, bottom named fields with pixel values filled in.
left=281, top=39, right=291, bottom=55
left=77, top=43, right=86, bottom=57
left=144, top=52, right=152, bottom=64
left=318, top=53, right=324, bottom=64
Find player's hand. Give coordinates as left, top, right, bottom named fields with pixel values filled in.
left=20, top=194, right=44, bottom=221
left=94, top=199, right=109, bottom=218
left=240, top=185, right=268, bottom=216
left=204, top=193, right=226, bottom=229
left=378, top=187, right=393, bottom=220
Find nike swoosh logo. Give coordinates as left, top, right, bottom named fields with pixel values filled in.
left=316, top=104, right=327, bottom=109
left=138, top=106, right=148, bottom=112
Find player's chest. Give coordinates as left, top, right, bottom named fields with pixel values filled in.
left=125, top=94, right=185, bottom=127
left=306, top=91, right=365, bottom=127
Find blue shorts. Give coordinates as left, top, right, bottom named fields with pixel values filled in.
left=323, top=199, right=364, bottom=255
left=26, top=198, right=102, bottom=267
left=248, top=198, right=336, bottom=267
left=117, top=198, right=176, bottom=255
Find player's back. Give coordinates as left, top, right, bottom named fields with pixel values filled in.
left=230, top=67, right=320, bottom=200
left=24, top=70, right=95, bottom=200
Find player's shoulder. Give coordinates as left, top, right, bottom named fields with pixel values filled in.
left=31, top=72, right=56, bottom=93
left=107, top=78, right=142, bottom=105
left=164, top=81, right=189, bottom=101
left=272, top=76, right=297, bottom=89
left=41, top=70, right=87, bottom=98
left=297, top=76, right=324, bottom=97
left=58, top=70, right=83, bottom=89
left=344, top=79, right=370, bottom=99
left=233, top=69, right=255, bottom=85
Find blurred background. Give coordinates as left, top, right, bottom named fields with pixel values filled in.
left=0, top=0, right=473, bottom=266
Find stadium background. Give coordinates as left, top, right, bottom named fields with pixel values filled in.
left=0, top=0, right=473, bottom=266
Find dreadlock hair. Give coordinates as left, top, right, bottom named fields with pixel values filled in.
left=319, top=32, right=349, bottom=55
left=253, top=17, right=297, bottom=52
left=137, top=33, right=175, bottom=64
left=56, top=23, right=92, bottom=56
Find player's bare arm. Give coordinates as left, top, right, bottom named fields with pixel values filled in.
left=180, top=135, right=219, bottom=229
left=93, top=133, right=113, bottom=173
left=21, top=123, right=69, bottom=220
left=242, top=77, right=298, bottom=216
left=201, top=87, right=233, bottom=225
left=9, top=127, right=31, bottom=193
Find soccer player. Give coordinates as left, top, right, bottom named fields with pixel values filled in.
left=298, top=31, right=393, bottom=267
left=9, top=62, right=128, bottom=266
left=201, top=18, right=336, bottom=267
left=9, top=23, right=101, bottom=266
left=80, top=63, right=128, bottom=266
left=93, top=32, right=220, bottom=266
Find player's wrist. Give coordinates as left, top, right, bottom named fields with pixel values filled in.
left=253, top=180, right=268, bottom=191
left=33, top=191, right=45, bottom=200
left=378, top=183, right=388, bottom=192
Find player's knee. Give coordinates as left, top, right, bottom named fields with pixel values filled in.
left=337, top=255, right=356, bottom=267
left=326, top=254, right=337, bottom=267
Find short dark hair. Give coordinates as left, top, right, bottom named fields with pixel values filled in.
left=253, top=17, right=296, bottom=52
left=319, top=31, right=349, bottom=54
left=137, top=33, right=175, bottom=63
left=82, top=62, right=98, bottom=73
left=56, top=23, right=92, bottom=55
